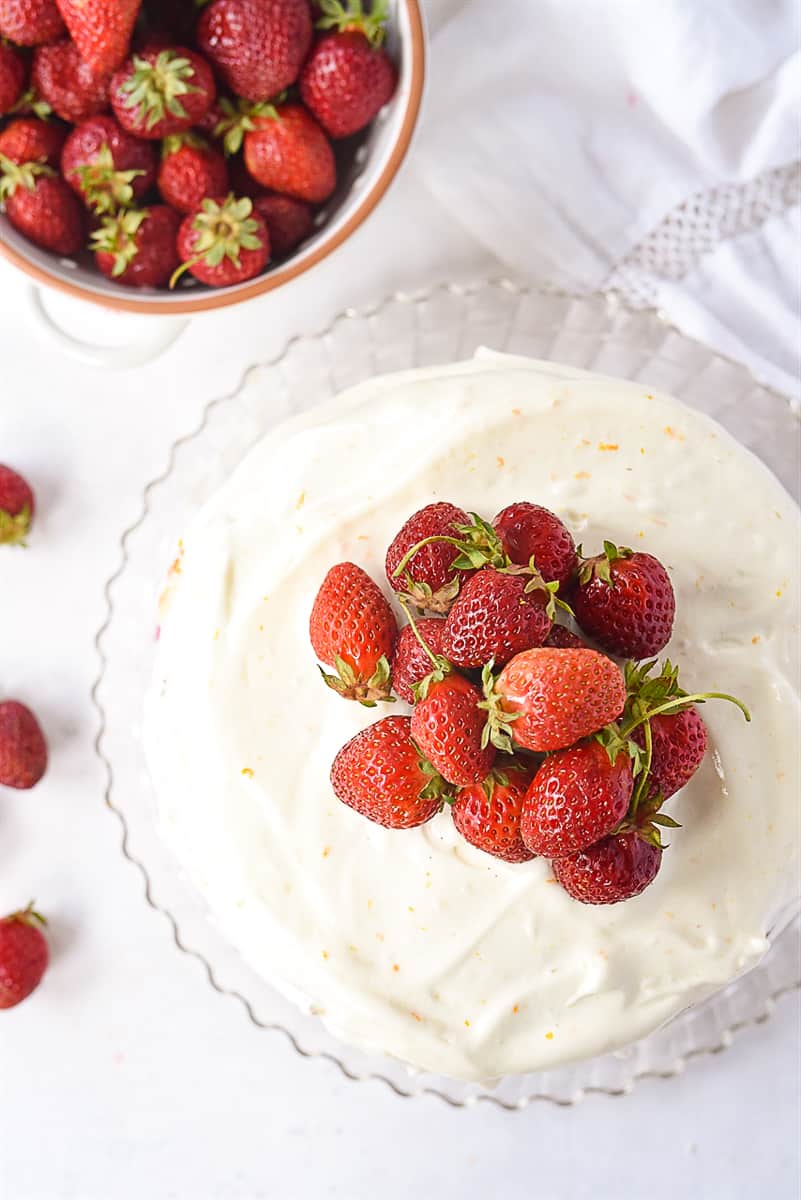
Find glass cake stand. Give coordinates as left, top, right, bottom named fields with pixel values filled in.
left=93, top=281, right=801, bottom=1109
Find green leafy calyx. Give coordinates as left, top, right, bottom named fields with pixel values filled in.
left=315, top=0, right=390, bottom=46
left=90, top=209, right=148, bottom=277
left=77, top=143, right=145, bottom=215
left=577, top=540, right=633, bottom=587
left=119, top=51, right=200, bottom=131
left=318, top=653, right=394, bottom=707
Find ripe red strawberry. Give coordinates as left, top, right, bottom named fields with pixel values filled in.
left=141, top=0, right=197, bottom=42
left=243, top=103, right=335, bottom=205
left=451, top=761, right=536, bottom=863
left=56, top=0, right=141, bottom=75
left=0, top=903, right=48, bottom=1008
left=309, top=561, right=397, bottom=703
left=441, top=566, right=552, bottom=669
left=520, top=740, right=634, bottom=858
left=32, top=39, right=111, bottom=123
left=545, top=623, right=585, bottom=649
left=157, top=132, right=229, bottom=214
left=0, top=156, right=84, bottom=254
left=0, top=0, right=64, bottom=45
left=390, top=617, right=446, bottom=704
left=385, top=502, right=474, bottom=613
left=173, top=193, right=270, bottom=287
left=632, top=707, right=707, bottom=800
left=300, top=6, right=398, bottom=139
left=0, top=700, right=48, bottom=788
left=91, top=205, right=180, bottom=287
left=571, top=541, right=675, bottom=658
left=493, top=502, right=577, bottom=592
left=196, top=0, right=312, bottom=103
left=110, top=47, right=215, bottom=139
left=61, top=115, right=156, bottom=214
left=252, top=191, right=314, bottom=257
left=486, top=647, right=626, bottom=753
left=0, top=40, right=26, bottom=115
left=330, top=715, right=447, bottom=829
left=0, top=463, right=34, bottom=545
left=0, top=116, right=67, bottom=166
left=554, top=831, right=662, bottom=905
left=411, top=672, right=495, bottom=787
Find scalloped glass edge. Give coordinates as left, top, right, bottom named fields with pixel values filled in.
left=92, top=280, right=801, bottom=1110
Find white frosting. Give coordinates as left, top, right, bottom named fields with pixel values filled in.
left=145, top=351, right=801, bottom=1081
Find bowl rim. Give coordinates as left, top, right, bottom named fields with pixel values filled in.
left=0, top=0, right=426, bottom=316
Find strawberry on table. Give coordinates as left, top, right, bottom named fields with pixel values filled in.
left=309, top=561, right=397, bottom=704
left=32, top=39, right=111, bottom=123
left=61, top=115, right=156, bottom=213
left=483, top=647, right=626, bottom=753
left=110, top=46, right=216, bottom=139
left=173, top=193, right=270, bottom=287
left=0, top=117, right=67, bottom=167
left=0, top=0, right=64, bottom=45
left=571, top=540, right=676, bottom=658
left=251, top=191, right=314, bottom=257
left=0, top=903, right=49, bottom=1008
left=411, top=670, right=495, bottom=788
left=520, top=739, right=634, bottom=858
left=242, top=102, right=335, bottom=205
left=452, top=760, right=536, bottom=863
left=554, top=831, right=662, bottom=905
left=0, top=463, right=34, bottom=545
left=0, top=40, right=26, bottom=115
left=331, top=715, right=448, bottom=829
left=441, top=565, right=553, bottom=669
left=385, top=502, right=481, bottom=613
left=300, top=0, right=398, bottom=140
left=390, top=616, right=446, bottom=704
left=196, top=0, right=312, bottom=104
left=55, top=0, right=141, bottom=75
left=91, top=205, right=180, bottom=287
left=493, top=502, right=577, bottom=593
left=0, top=154, right=84, bottom=254
left=157, top=132, right=229, bottom=214
left=0, top=700, right=48, bottom=789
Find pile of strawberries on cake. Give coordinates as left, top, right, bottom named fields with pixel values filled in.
left=0, top=0, right=397, bottom=289
left=310, top=501, right=749, bottom=906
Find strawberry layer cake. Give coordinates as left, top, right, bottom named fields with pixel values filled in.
left=144, top=350, right=800, bottom=1081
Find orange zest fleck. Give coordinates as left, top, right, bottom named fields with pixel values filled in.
left=598, top=442, right=619, bottom=451
left=574, top=470, right=591, bottom=480
left=241, top=767, right=254, bottom=778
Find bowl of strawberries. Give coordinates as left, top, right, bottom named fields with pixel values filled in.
left=0, top=0, right=425, bottom=315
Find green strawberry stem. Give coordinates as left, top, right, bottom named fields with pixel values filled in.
left=397, top=596, right=441, bottom=671
left=315, top=0, right=390, bottom=46
left=620, top=690, right=751, bottom=736
left=392, top=534, right=467, bottom=579
left=478, top=660, right=521, bottom=753
left=629, top=716, right=652, bottom=815
left=0, top=504, right=31, bottom=547
left=8, top=901, right=47, bottom=927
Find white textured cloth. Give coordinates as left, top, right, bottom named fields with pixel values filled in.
left=414, top=0, right=801, bottom=397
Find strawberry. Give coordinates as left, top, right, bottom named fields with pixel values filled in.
left=0, top=40, right=26, bottom=115
left=451, top=761, right=536, bottom=863
left=520, top=740, right=634, bottom=858
left=196, top=0, right=312, bottom=104
left=309, top=561, right=397, bottom=704
left=0, top=0, right=64, bottom=45
left=0, top=903, right=48, bottom=1008
left=32, top=39, right=111, bottom=123
left=173, top=193, right=270, bottom=287
left=493, top=502, right=577, bottom=592
left=252, top=191, right=314, bottom=257
left=300, top=0, right=397, bottom=139
left=632, top=706, right=707, bottom=800
left=571, top=541, right=675, bottom=658
left=553, top=831, right=662, bottom=905
left=61, top=115, right=156, bottom=214
left=330, top=715, right=448, bottom=829
left=0, top=155, right=84, bottom=254
left=141, top=0, right=197, bottom=43
left=0, top=700, right=47, bottom=788
left=157, top=132, right=229, bottom=214
left=385, top=502, right=479, bottom=613
left=441, top=566, right=553, bottom=669
left=55, top=0, right=141, bottom=76
left=110, top=46, right=216, bottom=140
left=0, top=116, right=66, bottom=166
left=0, top=463, right=34, bottom=545
left=411, top=670, right=495, bottom=787
left=91, top=204, right=180, bottom=288
left=484, top=647, right=626, bottom=753
left=243, top=102, right=335, bottom=205
left=545, top=623, right=585, bottom=649
left=390, top=616, right=445, bottom=704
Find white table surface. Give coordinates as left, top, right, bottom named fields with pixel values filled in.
left=0, top=134, right=799, bottom=1200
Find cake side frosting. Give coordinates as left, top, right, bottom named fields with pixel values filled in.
left=145, top=351, right=801, bottom=1080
